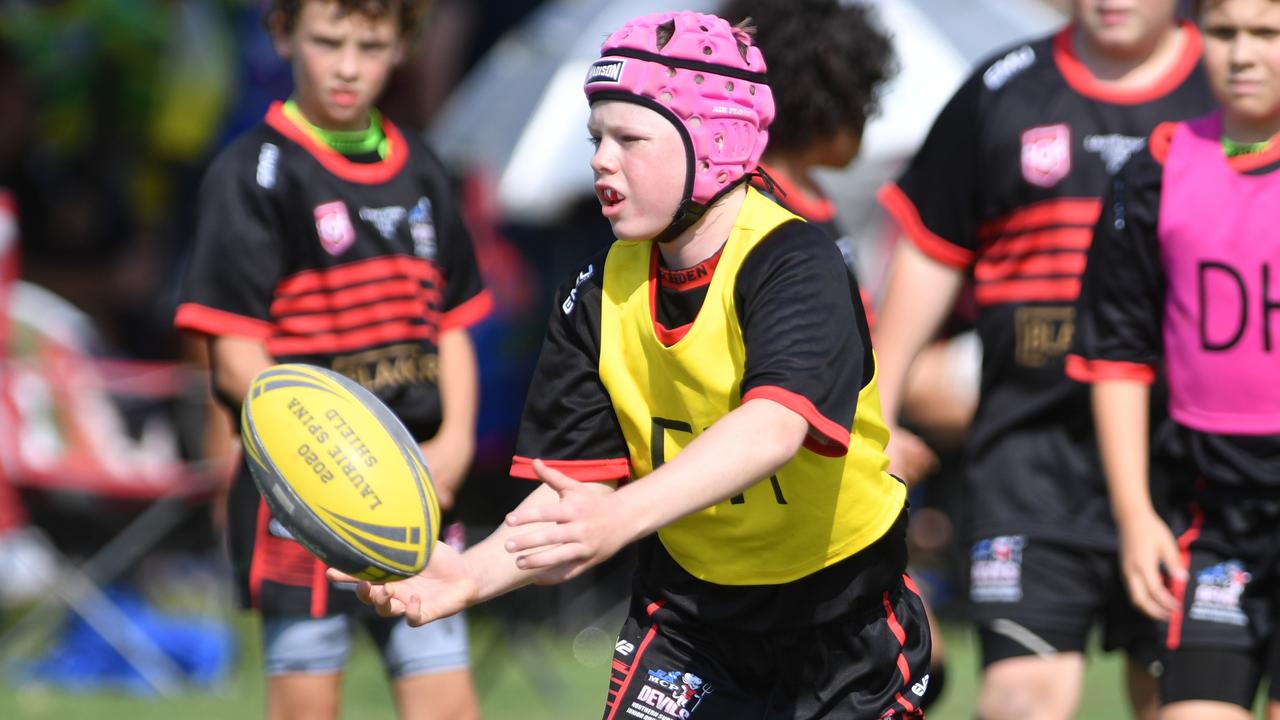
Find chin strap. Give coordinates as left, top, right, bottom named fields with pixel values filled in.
left=650, top=175, right=753, bottom=244
left=749, top=166, right=785, bottom=199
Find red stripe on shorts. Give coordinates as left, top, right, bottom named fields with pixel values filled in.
left=1166, top=502, right=1204, bottom=650
left=605, top=606, right=664, bottom=720
left=882, top=589, right=918, bottom=715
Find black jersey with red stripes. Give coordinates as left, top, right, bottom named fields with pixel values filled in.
left=1069, top=136, right=1280, bottom=490
left=879, top=23, right=1215, bottom=548
left=175, top=103, right=490, bottom=614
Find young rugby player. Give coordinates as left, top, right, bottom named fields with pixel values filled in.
left=721, top=0, right=951, bottom=707
left=334, top=11, right=931, bottom=719
left=873, top=0, right=1216, bottom=717
left=174, top=1, right=488, bottom=717
left=1069, top=0, right=1280, bottom=716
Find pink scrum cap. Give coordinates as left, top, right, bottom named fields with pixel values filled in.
left=584, top=11, right=775, bottom=240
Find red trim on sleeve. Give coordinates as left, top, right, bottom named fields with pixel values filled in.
left=1150, top=122, right=1178, bottom=165
left=265, top=102, right=408, bottom=184
left=1064, top=354, right=1157, bottom=384
left=440, top=289, right=494, bottom=331
left=742, top=386, right=850, bottom=457
left=1053, top=21, right=1201, bottom=106
left=175, top=302, right=274, bottom=340
left=877, top=183, right=975, bottom=270
left=510, top=456, right=630, bottom=482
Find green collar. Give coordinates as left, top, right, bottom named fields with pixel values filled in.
left=283, top=99, right=388, bottom=159
left=1222, top=135, right=1272, bottom=158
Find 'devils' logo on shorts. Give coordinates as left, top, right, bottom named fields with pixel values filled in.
left=971, top=535, right=1026, bottom=603
left=1190, top=560, right=1251, bottom=627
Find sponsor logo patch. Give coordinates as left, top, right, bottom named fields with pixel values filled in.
left=628, top=668, right=712, bottom=719
left=314, top=201, right=356, bottom=256
left=1083, top=133, right=1147, bottom=175
left=408, top=197, right=437, bottom=259
left=1190, top=560, right=1251, bottom=626
left=971, top=535, right=1026, bottom=603
left=586, top=59, right=625, bottom=84
left=256, top=143, right=279, bottom=189
left=1021, top=124, right=1072, bottom=188
left=359, top=204, right=408, bottom=241
left=561, top=263, right=595, bottom=315
left=983, top=45, right=1035, bottom=90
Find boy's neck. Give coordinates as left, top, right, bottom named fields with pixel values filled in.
left=658, top=186, right=748, bottom=270
left=1223, top=113, right=1280, bottom=146
left=1073, top=21, right=1185, bottom=89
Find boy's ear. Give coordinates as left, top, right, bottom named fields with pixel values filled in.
left=267, top=10, right=295, bottom=60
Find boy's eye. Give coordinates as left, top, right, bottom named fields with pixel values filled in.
left=587, top=135, right=601, bottom=148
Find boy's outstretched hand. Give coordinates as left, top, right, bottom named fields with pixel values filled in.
left=503, top=459, right=633, bottom=585
left=326, top=542, right=476, bottom=627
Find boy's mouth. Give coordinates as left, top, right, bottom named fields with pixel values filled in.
left=329, top=89, right=359, bottom=107
left=597, top=185, right=625, bottom=206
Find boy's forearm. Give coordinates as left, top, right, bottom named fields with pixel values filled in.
left=1091, top=379, right=1154, bottom=528
left=460, top=480, right=615, bottom=602
left=872, top=241, right=965, bottom=422
left=434, top=327, right=479, bottom=450
left=612, top=398, right=810, bottom=540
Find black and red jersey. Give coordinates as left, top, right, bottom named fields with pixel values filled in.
left=1069, top=125, right=1280, bottom=491
left=511, top=191, right=903, bottom=630
left=879, top=23, right=1215, bottom=548
left=175, top=103, right=491, bottom=615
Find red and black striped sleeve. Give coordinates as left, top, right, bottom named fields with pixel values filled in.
left=1067, top=148, right=1165, bottom=384
left=175, top=133, right=283, bottom=340
left=878, top=70, right=986, bottom=270
left=511, top=254, right=631, bottom=483
left=736, top=221, right=872, bottom=457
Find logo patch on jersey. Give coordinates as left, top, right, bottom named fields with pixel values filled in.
left=1021, top=124, right=1072, bottom=188
left=561, top=263, right=595, bottom=315
left=585, top=59, right=625, bottom=85
left=983, top=45, right=1035, bottom=90
left=408, top=197, right=437, bottom=259
left=359, top=205, right=408, bottom=241
left=970, top=535, right=1025, bottom=603
left=1083, top=134, right=1147, bottom=175
left=314, top=200, right=356, bottom=255
left=631, top=667, right=712, bottom=719
left=256, top=143, right=280, bottom=189
left=1190, top=560, right=1251, bottom=626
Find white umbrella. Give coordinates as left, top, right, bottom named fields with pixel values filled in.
left=431, top=0, right=1065, bottom=227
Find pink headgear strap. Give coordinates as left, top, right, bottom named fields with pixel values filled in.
left=584, top=12, right=775, bottom=241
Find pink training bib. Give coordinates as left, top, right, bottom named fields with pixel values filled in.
left=1159, top=112, right=1280, bottom=434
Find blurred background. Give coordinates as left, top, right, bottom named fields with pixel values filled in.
left=0, top=0, right=1162, bottom=717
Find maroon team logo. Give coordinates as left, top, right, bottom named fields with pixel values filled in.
left=314, top=200, right=356, bottom=256
left=1021, top=124, right=1072, bottom=188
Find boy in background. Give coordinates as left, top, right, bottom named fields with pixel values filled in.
left=175, top=1, right=488, bottom=717
left=1070, top=0, right=1280, bottom=716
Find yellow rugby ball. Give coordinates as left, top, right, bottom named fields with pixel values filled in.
left=240, top=364, right=439, bottom=582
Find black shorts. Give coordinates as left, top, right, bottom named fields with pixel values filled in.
left=601, top=575, right=932, bottom=720
left=1160, top=497, right=1280, bottom=708
left=968, top=536, right=1158, bottom=667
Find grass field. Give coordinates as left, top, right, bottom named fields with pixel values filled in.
left=0, top=611, right=1150, bottom=719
